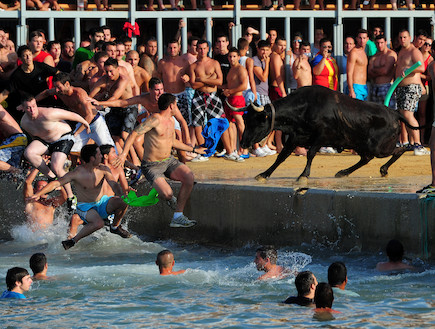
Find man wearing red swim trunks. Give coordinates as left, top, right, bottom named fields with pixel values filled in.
left=223, top=47, right=248, bottom=161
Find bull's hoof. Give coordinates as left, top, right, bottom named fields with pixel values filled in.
left=380, top=167, right=388, bottom=177
left=255, top=174, right=268, bottom=182
left=335, top=171, right=348, bottom=178
left=296, top=176, right=308, bottom=186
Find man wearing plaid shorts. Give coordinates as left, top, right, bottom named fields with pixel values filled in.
left=189, top=40, right=230, bottom=153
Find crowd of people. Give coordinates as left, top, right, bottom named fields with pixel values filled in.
left=0, top=0, right=433, bottom=11
left=0, top=22, right=434, bottom=246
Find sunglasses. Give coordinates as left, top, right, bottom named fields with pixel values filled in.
left=424, top=42, right=432, bottom=47
left=293, top=39, right=302, bottom=43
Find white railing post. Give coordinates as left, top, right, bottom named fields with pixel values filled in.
left=285, top=16, right=291, bottom=93
left=408, top=17, right=414, bottom=39
left=48, top=17, right=55, bottom=42
left=385, top=17, right=391, bottom=49
left=129, top=0, right=136, bottom=49
left=157, top=17, right=163, bottom=60
left=309, top=16, right=314, bottom=45
left=182, top=19, right=188, bottom=54
left=233, top=0, right=241, bottom=46
left=260, top=16, right=266, bottom=40
left=206, top=17, right=212, bottom=55
left=74, top=17, right=81, bottom=50
left=17, top=0, right=27, bottom=46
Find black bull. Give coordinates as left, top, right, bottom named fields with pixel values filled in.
left=234, top=85, right=419, bottom=182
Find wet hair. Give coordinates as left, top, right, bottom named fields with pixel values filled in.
left=99, top=144, right=114, bottom=158
left=314, top=282, right=334, bottom=308
left=375, top=35, right=386, bottom=42
left=29, top=30, right=44, bottom=41
left=47, top=40, right=60, bottom=52
left=17, top=45, right=31, bottom=58
left=104, top=57, right=118, bottom=68
left=53, top=72, right=71, bottom=84
left=94, top=51, right=109, bottom=62
left=149, top=77, right=163, bottom=90
left=158, top=93, right=176, bottom=111
left=156, top=249, right=173, bottom=267
left=319, top=38, right=332, bottom=48
left=188, top=36, right=199, bottom=46
left=29, top=253, right=47, bottom=275
left=80, top=144, right=99, bottom=163
left=228, top=47, right=239, bottom=55
left=257, top=40, right=271, bottom=49
left=256, top=246, right=277, bottom=265
left=300, top=40, right=311, bottom=48
left=386, top=239, right=404, bottom=262
left=237, top=38, right=249, bottom=50
left=6, top=267, right=29, bottom=291
left=20, top=92, right=35, bottom=104
left=295, top=271, right=315, bottom=297
left=327, top=262, right=347, bottom=287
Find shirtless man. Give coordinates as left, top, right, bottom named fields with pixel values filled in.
left=269, top=37, right=287, bottom=153
left=347, top=29, right=369, bottom=100
left=189, top=40, right=232, bottom=159
left=223, top=47, right=248, bottom=161
left=93, top=77, right=191, bottom=163
left=90, top=58, right=137, bottom=156
left=36, top=72, right=115, bottom=154
left=0, top=105, right=27, bottom=174
left=139, top=37, right=158, bottom=78
left=20, top=94, right=91, bottom=210
left=0, top=27, right=17, bottom=80
left=23, top=167, right=67, bottom=230
left=28, top=144, right=131, bottom=250
left=395, top=29, right=427, bottom=155
left=368, top=35, right=397, bottom=107
left=157, top=41, right=191, bottom=126
left=376, top=239, right=415, bottom=272
left=126, top=50, right=151, bottom=93
left=293, top=41, right=312, bottom=88
left=88, top=51, right=109, bottom=90
left=29, top=253, right=51, bottom=280
left=156, top=250, right=186, bottom=276
left=254, top=247, right=289, bottom=280
left=113, top=93, right=206, bottom=228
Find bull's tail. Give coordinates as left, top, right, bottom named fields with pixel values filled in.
left=397, top=112, right=429, bottom=130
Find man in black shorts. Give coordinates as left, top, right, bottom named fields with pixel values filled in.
left=112, top=93, right=206, bottom=228
left=20, top=94, right=90, bottom=210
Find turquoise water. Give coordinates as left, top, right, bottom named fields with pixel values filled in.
left=1, top=218, right=434, bottom=328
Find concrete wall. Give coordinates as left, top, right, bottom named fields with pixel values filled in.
left=1, top=180, right=433, bottom=259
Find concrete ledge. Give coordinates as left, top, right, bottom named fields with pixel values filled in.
left=0, top=180, right=433, bottom=259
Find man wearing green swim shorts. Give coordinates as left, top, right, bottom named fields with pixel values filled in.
left=27, top=144, right=130, bottom=250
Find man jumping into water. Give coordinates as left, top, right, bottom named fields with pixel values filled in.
left=27, top=144, right=131, bottom=250
left=113, top=93, right=206, bottom=228
left=254, top=246, right=290, bottom=280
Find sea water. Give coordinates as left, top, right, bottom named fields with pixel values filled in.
left=1, top=218, right=434, bottom=328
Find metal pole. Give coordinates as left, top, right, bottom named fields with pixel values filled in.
left=129, top=0, right=136, bottom=49
left=182, top=19, right=188, bottom=54
left=385, top=17, right=391, bottom=49
left=74, top=17, right=81, bottom=49
left=285, top=16, right=291, bottom=93
left=261, top=16, right=266, bottom=40
left=157, top=17, right=163, bottom=60
left=206, top=17, right=212, bottom=56
left=309, top=16, right=314, bottom=45
left=48, top=17, right=55, bottom=41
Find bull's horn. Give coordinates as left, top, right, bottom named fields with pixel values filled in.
left=225, top=100, right=243, bottom=112
left=250, top=100, right=264, bottom=112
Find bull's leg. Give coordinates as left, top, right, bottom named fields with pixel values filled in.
left=255, top=146, right=294, bottom=181
left=297, top=146, right=321, bottom=181
left=335, top=154, right=374, bottom=178
left=379, top=148, right=406, bottom=177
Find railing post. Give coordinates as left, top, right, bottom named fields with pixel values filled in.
left=129, top=0, right=136, bottom=50
left=309, top=16, right=314, bottom=45
left=157, top=17, right=163, bottom=60
left=48, top=17, right=55, bottom=42
left=182, top=19, right=188, bottom=54
left=74, top=17, right=81, bottom=50
left=17, top=0, right=27, bottom=46
left=285, top=16, right=291, bottom=94
left=408, top=17, right=414, bottom=40
left=385, top=17, right=391, bottom=49
left=233, top=0, right=241, bottom=47
left=260, top=16, right=266, bottom=40
left=206, top=17, right=212, bottom=56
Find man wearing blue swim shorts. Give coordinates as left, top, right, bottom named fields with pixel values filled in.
left=27, top=144, right=130, bottom=250
left=347, top=29, right=369, bottom=101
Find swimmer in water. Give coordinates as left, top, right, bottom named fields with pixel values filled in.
left=254, top=246, right=291, bottom=280
left=328, top=262, right=360, bottom=297
left=0, top=267, right=33, bottom=299
left=313, top=282, right=340, bottom=320
left=29, top=253, right=51, bottom=280
left=376, top=239, right=416, bottom=272
left=283, top=271, right=317, bottom=306
left=156, top=250, right=186, bottom=276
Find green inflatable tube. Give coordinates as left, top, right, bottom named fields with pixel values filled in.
left=384, top=61, right=422, bottom=107
left=122, top=188, right=159, bottom=207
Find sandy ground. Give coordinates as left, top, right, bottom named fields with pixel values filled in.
left=186, top=150, right=432, bottom=194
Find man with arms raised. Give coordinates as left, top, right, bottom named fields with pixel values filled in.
left=20, top=94, right=90, bottom=211
left=113, top=93, right=206, bottom=228
left=395, top=29, right=427, bottom=155
left=293, top=41, right=312, bottom=88
left=347, top=29, right=369, bottom=101
left=28, top=144, right=131, bottom=250
left=368, top=35, right=397, bottom=107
